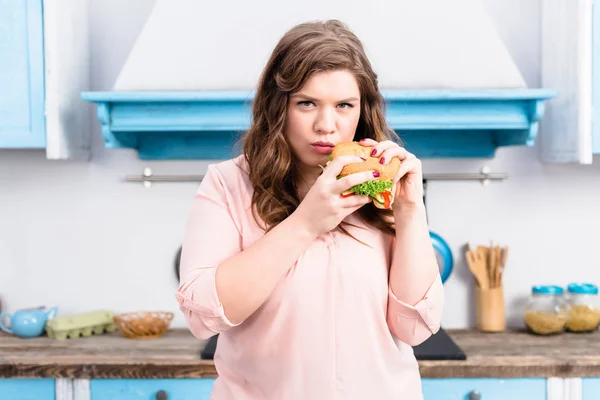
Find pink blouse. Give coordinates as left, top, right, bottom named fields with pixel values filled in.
left=176, top=155, right=444, bottom=400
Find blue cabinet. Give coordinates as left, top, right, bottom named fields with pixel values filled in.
left=0, top=0, right=46, bottom=148
left=90, top=378, right=216, bottom=400
left=91, top=378, right=547, bottom=400
left=0, top=378, right=55, bottom=400
left=422, top=378, right=547, bottom=400
left=0, top=0, right=90, bottom=158
left=583, top=378, right=600, bottom=399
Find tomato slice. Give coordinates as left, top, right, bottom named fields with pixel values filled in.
left=382, top=191, right=391, bottom=209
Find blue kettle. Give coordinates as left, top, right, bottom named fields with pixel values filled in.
left=0, top=306, right=58, bottom=338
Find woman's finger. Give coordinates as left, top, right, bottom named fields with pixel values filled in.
left=333, top=170, right=377, bottom=194
left=358, top=138, right=378, bottom=147
left=322, top=155, right=365, bottom=181
left=369, top=140, right=399, bottom=160
left=378, top=146, right=410, bottom=165
left=394, top=155, right=422, bottom=182
left=340, top=193, right=372, bottom=208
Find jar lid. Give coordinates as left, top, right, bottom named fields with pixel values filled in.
left=532, top=285, right=564, bottom=295
left=567, top=283, right=599, bottom=295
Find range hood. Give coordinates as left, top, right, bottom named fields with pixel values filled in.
left=82, top=0, right=556, bottom=160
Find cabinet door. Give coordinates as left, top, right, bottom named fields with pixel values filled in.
left=0, top=378, right=55, bottom=400
left=421, top=378, right=547, bottom=400
left=90, top=378, right=216, bottom=400
left=0, top=0, right=45, bottom=148
left=583, top=377, right=600, bottom=399
left=593, top=0, right=600, bottom=154
left=540, top=0, right=594, bottom=163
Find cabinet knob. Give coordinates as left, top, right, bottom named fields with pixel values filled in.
left=468, top=390, right=481, bottom=400
left=155, top=390, right=168, bottom=400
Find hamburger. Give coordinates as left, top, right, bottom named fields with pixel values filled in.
left=329, top=141, right=401, bottom=210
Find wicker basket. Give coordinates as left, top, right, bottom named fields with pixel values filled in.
left=114, top=311, right=174, bottom=339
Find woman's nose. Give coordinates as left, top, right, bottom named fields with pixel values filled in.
left=314, top=109, right=336, bottom=134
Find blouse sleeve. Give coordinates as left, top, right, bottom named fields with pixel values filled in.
left=175, top=164, right=244, bottom=340
left=386, top=273, right=445, bottom=347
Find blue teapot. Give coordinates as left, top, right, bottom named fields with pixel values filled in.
left=0, top=306, right=58, bottom=338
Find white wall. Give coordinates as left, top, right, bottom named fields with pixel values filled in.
left=1, top=0, right=599, bottom=330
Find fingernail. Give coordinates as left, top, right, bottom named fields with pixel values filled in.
left=360, top=157, right=367, bottom=161
left=379, top=157, right=385, bottom=164
left=371, top=149, right=377, bottom=156
left=373, top=171, right=380, bottom=178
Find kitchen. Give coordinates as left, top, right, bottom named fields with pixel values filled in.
left=2, top=0, right=600, bottom=399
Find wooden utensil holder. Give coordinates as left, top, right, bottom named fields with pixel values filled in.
left=475, top=286, right=506, bottom=332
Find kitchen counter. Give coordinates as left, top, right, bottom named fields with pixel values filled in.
left=1, top=328, right=600, bottom=379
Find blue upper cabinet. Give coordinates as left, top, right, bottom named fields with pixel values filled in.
left=0, top=0, right=91, bottom=159
left=81, top=89, right=555, bottom=160
left=0, top=0, right=46, bottom=148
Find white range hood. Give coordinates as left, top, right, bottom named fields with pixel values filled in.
left=82, top=0, right=555, bottom=159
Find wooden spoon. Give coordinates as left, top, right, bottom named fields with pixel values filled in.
left=489, top=245, right=497, bottom=288
left=466, top=248, right=489, bottom=289
left=498, top=246, right=508, bottom=284
left=496, top=245, right=502, bottom=287
left=476, top=249, right=490, bottom=289
left=476, top=245, right=492, bottom=288
left=465, top=250, right=481, bottom=287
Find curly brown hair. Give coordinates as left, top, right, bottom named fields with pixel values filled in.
left=241, top=19, right=401, bottom=237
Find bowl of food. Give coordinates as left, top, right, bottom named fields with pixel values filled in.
left=114, top=311, right=174, bottom=339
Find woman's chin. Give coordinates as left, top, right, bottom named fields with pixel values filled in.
left=297, top=156, right=327, bottom=172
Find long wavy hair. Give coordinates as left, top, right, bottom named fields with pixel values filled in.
left=241, top=19, right=401, bottom=237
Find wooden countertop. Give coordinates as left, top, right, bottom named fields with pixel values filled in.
left=1, top=328, right=600, bottom=379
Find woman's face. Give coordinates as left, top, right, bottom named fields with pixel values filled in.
left=285, top=69, right=361, bottom=171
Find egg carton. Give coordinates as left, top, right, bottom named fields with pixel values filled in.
left=45, top=310, right=116, bottom=340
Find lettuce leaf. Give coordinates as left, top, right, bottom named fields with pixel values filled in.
left=350, top=180, right=393, bottom=197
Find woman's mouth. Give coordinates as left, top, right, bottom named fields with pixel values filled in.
left=311, top=142, right=334, bottom=154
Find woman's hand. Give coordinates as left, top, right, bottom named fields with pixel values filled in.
left=293, top=155, right=377, bottom=237
left=359, top=138, right=424, bottom=212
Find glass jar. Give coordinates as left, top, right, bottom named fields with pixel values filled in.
left=565, top=283, right=600, bottom=333
left=523, top=285, right=570, bottom=335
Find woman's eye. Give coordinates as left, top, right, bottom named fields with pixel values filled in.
left=298, top=101, right=314, bottom=107
left=338, top=103, right=354, bottom=109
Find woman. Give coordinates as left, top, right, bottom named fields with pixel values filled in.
left=176, top=19, right=443, bottom=400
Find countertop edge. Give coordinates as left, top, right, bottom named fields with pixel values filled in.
left=0, top=362, right=597, bottom=379
left=3, top=329, right=600, bottom=379
left=0, top=364, right=219, bottom=379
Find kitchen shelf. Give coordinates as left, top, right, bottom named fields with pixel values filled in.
left=81, top=89, right=556, bottom=160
